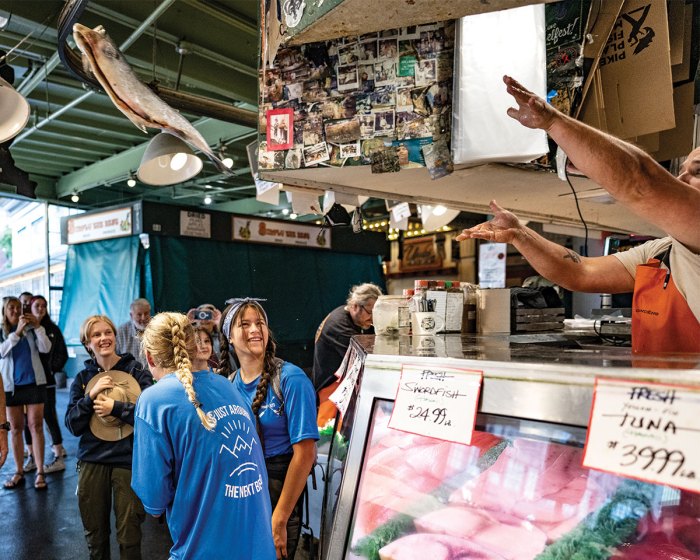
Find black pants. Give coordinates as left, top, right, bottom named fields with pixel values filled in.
left=25, top=385, right=63, bottom=447
left=267, top=453, right=304, bottom=560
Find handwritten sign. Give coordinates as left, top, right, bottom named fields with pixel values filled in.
left=180, top=210, right=211, bottom=238
left=328, top=346, right=364, bottom=418
left=389, top=364, right=482, bottom=445
left=584, top=378, right=700, bottom=493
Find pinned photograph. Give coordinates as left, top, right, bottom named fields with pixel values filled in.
left=436, top=56, right=453, bottom=81
left=358, top=64, right=375, bottom=91
left=422, top=137, right=453, bottom=179
left=374, top=60, right=396, bottom=87
left=337, top=65, right=359, bottom=92
left=371, top=87, right=395, bottom=107
left=358, top=114, right=375, bottom=138
left=373, top=109, right=395, bottom=135
left=303, top=142, right=330, bottom=166
left=282, top=0, right=306, bottom=28
left=263, top=69, right=284, bottom=102
left=378, top=38, right=398, bottom=60
left=392, top=137, right=433, bottom=167
left=338, top=43, right=359, bottom=66
left=341, top=94, right=358, bottom=118
left=358, top=39, right=378, bottom=62
left=355, top=93, right=372, bottom=115
left=426, top=83, right=450, bottom=114
left=320, top=98, right=344, bottom=120
left=302, top=116, right=324, bottom=146
left=371, top=146, right=400, bottom=174
left=325, top=117, right=362, bottom=144
left=284, top=82, right=304, bottom=101
left=414, top=58, right=437, bottom=86
left=339, top=141, right=361, bottom=159
left=285, top=145, right=303, bottom=169
left=399, top=25, right=419, bottom=40
left=418, top=29, right=446, bottom=55
left=258, top=141, right=285, bottom=170
left=396, top=87, right=413, bottom=111
left=410, top=85, right=431, bottom=115
left=258, top=102, right=272, bottom=133
left=266, top=108, right=294, bottom=151
left=361, top=137, right=387, bottom=162
left=276, top=48, right=306, bottom=72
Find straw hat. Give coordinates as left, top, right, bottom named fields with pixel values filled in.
left=84, top=370, right=142, bottom=441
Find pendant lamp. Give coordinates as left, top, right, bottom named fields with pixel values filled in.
left=0, top=76, right=30, bottom=144
left=137, top=132, right=203, bottom=185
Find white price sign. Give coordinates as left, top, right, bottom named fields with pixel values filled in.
left=328, top=346, right=364, bottom=418
left=389, top=364, right=482, bottom=445
left=583, top=378, right=700, bottom=493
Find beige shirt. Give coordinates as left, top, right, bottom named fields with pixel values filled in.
left=613, top=237, right=700, bottom=322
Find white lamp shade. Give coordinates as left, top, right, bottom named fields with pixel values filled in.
left=137, top=132, right=203, bottom=185
left=419, top=204, right=460, bottom=231
left=0, top=76, right=30, bottom=144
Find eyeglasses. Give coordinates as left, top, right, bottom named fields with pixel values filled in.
left=358, top=304, right=373, bottom=316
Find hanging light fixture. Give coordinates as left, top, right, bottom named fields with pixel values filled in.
left=137, top=132, right=202, bottom=186
left=0, top=75, right=30, bottom=144
left=419, top=204, right=460, bottom=231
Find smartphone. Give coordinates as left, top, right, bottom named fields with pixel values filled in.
left=195, top=310, right=213, bottom=321
left=23, top=302, right=31, bottom=315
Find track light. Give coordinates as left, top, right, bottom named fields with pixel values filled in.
left=203, top=194, right=212, bottom=205
left=126, top=173, right=136, bottom=188
left=71, top=192, right=80, bottom=203
left=218, top=141, right=234, bottom=169
left=289, top=213, right=298, bottom=220
left=281, top=208, right=289, bottom=215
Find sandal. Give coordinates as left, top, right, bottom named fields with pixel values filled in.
left=4, top=472, right=25, bottom=489
left=34, top=473, right=47, bottom=491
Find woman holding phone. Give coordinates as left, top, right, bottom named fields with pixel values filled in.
left=0, top=296, right=51, bottom=490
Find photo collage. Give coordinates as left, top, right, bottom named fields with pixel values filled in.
left=258, top=21, right=454, bottom=174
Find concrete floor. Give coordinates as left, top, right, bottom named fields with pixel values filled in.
left=0, top=383, right=173, bottom=560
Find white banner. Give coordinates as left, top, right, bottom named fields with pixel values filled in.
left=232, top=217, right=330, bottom=249
left=584, top=378, right=700, bottom=493
left=66, top=207, right=132, bottom=244
left=180, top=210, right=211, bottom=238
left=389, top=364, right=482, bottom=445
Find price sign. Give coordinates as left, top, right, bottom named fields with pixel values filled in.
left=329, top=346, right=364, bottom=418
left=389, top=364, right=482, bottom=445
left=583, top=378, right=700, bottom=493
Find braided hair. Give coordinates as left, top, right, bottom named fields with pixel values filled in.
left=142, top=312, right=216, bottom=430
left=219, top=301, right=279, bottom=416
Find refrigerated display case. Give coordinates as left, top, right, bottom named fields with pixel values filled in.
left=321, top=334, right=700, bottom=560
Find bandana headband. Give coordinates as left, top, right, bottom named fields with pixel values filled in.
left=221, top=297, right=268, bottom=340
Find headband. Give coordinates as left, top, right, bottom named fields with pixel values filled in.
left=221, top=297, right=268, bottom=340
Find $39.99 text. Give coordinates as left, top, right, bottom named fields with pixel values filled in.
left=614, top=443, right=696, bottom=479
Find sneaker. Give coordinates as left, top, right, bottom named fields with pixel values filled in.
left=44, top=456, right=65, bottom=474
left=23, top=455, right=37, bottom=472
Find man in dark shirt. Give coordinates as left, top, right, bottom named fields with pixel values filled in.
left=312, top=282, right=382, bottom=393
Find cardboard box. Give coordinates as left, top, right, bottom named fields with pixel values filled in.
left=580, top=0, right=675, bottom=139
left=671, top=3, right=693, bottom=83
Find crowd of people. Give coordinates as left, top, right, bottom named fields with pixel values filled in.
left=0, top=282, right=383, bottom=559
left=2, top=72, right=699, bottom=559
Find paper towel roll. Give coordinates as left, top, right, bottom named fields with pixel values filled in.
left=477, top=288, right=511, bottom=334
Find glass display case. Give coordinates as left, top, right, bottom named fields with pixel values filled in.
left=321, top=335, right=700, bottom=560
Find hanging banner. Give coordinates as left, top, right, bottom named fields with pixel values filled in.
left=583, top=378, right=700, bottom=493
left=66, top=207, right=132, bottom=244
left=232, top=217, right=330, bottom=249
left=179, top=210, right=211, bottom=238
left=389, top=364, right=482, bottom=445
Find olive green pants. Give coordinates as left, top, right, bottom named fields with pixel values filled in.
left=77, top=461, right=145, bottom=560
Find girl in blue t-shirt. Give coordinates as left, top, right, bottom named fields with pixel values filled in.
left=219, top=298, right=319, bottom=560
left=133, top=312, right=275, bottom=560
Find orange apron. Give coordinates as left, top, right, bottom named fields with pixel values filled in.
left=632, top=252, right=700, bottom=354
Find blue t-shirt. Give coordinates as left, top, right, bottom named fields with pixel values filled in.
left=12, top=334, right=35, bottom=386
left=132, top=370, right=275, bottom=560
left=232, top=361, right=319, bottom=458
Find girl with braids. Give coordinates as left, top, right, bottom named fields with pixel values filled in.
left=132, top=312, right=275, bottom=560
left=65, top=315, right=152, bottom=559
left=220, top=298, right=318, bottom=560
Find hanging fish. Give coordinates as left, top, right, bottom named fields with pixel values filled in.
left=72, top=23, right=230, bottom=174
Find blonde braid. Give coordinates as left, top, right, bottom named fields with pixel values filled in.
left=171, top=318, right=216, bottom=431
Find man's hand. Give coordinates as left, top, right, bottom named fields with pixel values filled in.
left=89, top=376, right=114, bottom=400
left=93, top=394, right=115, bottom=417
left=504, top=75, right=557, bottom=131
left=455, top=200, right=523, bottom=244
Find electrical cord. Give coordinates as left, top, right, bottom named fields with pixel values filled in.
left=593, top=319, right=629, bottom=346
left=564, top=165, right=589, bottom=257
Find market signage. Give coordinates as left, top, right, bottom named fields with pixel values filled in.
left=584, top=378, right=700, bottom=493
left=180, top=210, right=211, bottom=238
left=329, top=344, right=364, bottom=418
left=389, top=364, right=482, bottom=445
left=66, top=207, right=132, bottom=244
left=232, top=217, right=330, bottom=249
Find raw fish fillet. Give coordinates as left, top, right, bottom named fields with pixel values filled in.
left=378, top=533, right=507, bottom=560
